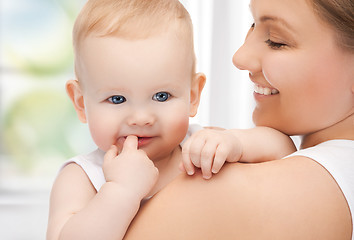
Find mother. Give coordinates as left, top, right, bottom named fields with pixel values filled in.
left=124, top=0, right=354, bottom=239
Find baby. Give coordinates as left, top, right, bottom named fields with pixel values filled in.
left=47, top=0, right=296, bottom=239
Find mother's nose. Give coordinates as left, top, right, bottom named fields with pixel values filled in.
left=232, top=39, right=261, bottom=73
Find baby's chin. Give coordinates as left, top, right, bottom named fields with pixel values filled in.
left=147, top=144, right=183, bottom=163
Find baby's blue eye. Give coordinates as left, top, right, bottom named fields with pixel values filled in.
left=152, top=92, right=170, bottom=102
left=108, top=95, right=126, bottom=104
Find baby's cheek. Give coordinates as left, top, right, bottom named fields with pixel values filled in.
left=88, top=118, right=117, bottom=152
left=169, top=114, right=190, bottom=142
left=176, top=117, right=189, bottom=131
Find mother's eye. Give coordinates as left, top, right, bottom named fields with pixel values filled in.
left=152, top=92, right=171, bottom=102
left=265, top=39, right=287, bottom=49
left=108, top=95, right=126, bottom=104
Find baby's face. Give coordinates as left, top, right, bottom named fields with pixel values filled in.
left=77, top=30, right=195, bottom=161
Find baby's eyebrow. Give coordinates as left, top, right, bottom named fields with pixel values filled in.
left=95, top=87, right=127, bottom=94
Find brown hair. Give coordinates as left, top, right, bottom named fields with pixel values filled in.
left=310, top=0, right=354, bottom=52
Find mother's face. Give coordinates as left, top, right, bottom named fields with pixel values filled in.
left=233, top=0, right=354, bottom=136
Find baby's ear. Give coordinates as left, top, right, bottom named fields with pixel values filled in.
left=189, top=73, right=206, bottom=117
left=66, top=80, right=87, bottom=123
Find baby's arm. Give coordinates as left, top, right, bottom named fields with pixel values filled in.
left=181, top=127, right=296, bottom=179
left=47, top=136, right=158, bottom=240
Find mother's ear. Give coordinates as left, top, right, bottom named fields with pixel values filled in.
left=66, top=80, right=87, bottom=123
left=189, top=73, right=206, bottom=117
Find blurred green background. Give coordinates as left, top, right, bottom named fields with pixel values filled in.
left=1, top=0, right=95, bottom=190
left=0, top=1, right=97, bottom=238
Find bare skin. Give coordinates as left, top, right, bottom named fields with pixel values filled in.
left=124, top=157, right=352, bottom=240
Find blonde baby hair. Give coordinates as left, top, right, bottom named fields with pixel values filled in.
left=73, top=0, right=196, bottom=79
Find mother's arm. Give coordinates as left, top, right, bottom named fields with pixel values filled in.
left=124, top=157, right=351, bottom=240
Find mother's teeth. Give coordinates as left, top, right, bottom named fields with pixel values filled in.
left=254, top=85, right=279, bottom=95
left=264, top=88, right=271, bottom=95
left=271, top=89, right=279, bottom=94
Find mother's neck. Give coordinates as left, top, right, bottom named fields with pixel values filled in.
left=300, top=113, right=354, bottom=149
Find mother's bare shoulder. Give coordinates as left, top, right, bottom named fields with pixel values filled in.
left=125, top=157, right=352, bottom=240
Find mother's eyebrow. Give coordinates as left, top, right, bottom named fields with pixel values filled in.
left=259, top=15, right=295, bottom=32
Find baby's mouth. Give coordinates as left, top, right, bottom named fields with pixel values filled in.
left=116, top=136, right=153, bottom=149
left=254, top=84, right=279, bottom=95
left=137, top=137, right=153, bottom=147
left=137, top=136, right=153, bottom=141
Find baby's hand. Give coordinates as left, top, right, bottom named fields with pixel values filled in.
left=103, top=135, right=159, bottom=199
left=181, top=129, right=242, bottom=179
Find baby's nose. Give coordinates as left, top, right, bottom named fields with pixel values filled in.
left=127, top=110, right=155, bottom=126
